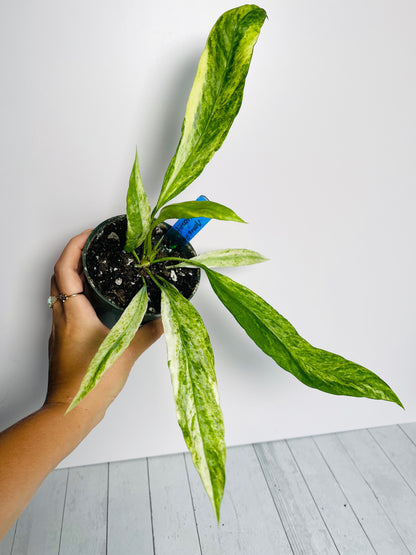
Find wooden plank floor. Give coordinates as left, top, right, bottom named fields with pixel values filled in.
left=1, top=423, right=416, bottom=555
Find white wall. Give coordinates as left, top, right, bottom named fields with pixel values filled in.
left=0, top=0, right=414, bottom=467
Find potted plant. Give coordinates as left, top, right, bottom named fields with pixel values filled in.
left=81, top=216, right=202, bottom=328
left=68, top=5, right=402, bottom=520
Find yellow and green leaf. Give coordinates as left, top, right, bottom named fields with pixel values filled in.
left=204, top=269, right=403, bottom=407
left=155, top=5, right=267, bottom=211
left=156, top=200, right=246, bottom=225
left=176, top=248, right=268, bottom=268
left=67, top=285, right=149, bottom=412
left=125, top=149, right=151, bottom=252
left=160, top=280, right=226, bottom=520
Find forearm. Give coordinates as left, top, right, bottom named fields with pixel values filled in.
left=0, top=403, right=102, bottom=540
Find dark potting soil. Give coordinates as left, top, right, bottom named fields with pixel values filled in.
left=85, top=218, right=200, bottom=315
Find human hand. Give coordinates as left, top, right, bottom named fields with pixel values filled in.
left=46, top=229, right=163, bottom=423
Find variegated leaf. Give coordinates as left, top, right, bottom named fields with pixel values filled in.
left=156, top=200, right=245, bottom=224
left=155, top=5, right=267, bottom=211
left=160, top=280, right=226, bottom=520
left=67, top=284, right=148, bottom=412
left=125, top=149, right=151, bottom=252
left=175, top=248, right=268, bottom=268
left=204, top=268, right=403, bottom=407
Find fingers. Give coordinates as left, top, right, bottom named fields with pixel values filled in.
left=52, top=229, right=98, bottom=321
left=50, top=274, right=64, bottom=321
left=53, top=229, right=92, bottom=294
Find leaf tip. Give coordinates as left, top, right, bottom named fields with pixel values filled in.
left=211, top=489, right=223, bottom=523
left=381, top=382, right=404, bottom=409
left=258, top=254, right=270, bottom=263
left=394, top=395, right=405, bottom=409
left=65, top=398, right=78, bottom=415
left=215, top=505, right=221, bottom=524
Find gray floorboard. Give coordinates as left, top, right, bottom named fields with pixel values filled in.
left=1, top=424, right=416, bottom=555
left=314, top=433, right=410, bottom=555
left=148, top=453, right=201, bottom=555
left=59, top=464, right=108, bottom=555
left=369, top=425, right=416, bottom=494
left=107, top=459, right=154, bottom=555
left=0, top=524, right=15, bottom=555
left=11, top=469, right=68, bottom=555
left=339, top=429, right=416, bottom=552
left=287, top=436, right=376, bottom=554
left=400, top=422, right=416, bottom=445
left=255, top=440, right=338, bottom=555
left=186, top=444, right=293, bottom=555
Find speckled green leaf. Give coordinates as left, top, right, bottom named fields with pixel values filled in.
left=176, top=248, right=268, bottom=268
left=160, top=280, right=226, bottom=520
left=156, top=200, right=245, bottom=224
left=155, top=5, right=267, bottom=211
left=205, top=269, right=403, bottom=407
left=125, top=150, right=151, bottom=252
left=67, top=285, right=148, bottom=412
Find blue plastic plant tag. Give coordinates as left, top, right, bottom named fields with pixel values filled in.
left=164, top=195, right=210, bottom=250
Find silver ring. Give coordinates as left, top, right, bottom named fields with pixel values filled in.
left=48, top=292, right=84, bottom=308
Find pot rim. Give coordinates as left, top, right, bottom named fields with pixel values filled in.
left=82, top=215, right=126, bottom=314
left=82, top=214, right=200, bottom=315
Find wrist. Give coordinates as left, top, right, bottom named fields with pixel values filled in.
left=41, top=401, right=104, bottom=442
left=0, top=401, right=104, bottom=537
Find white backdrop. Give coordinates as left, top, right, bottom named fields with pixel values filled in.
left=0, top=0, right=414, bottom=467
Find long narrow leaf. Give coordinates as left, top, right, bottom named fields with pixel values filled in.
left=203, top=268, right=403, bottom=407
left=175, top=248, right=268, bottom=268
left=160, top=280, right=226, bottom=520
left=125, top=150, right=151, bottom=252
left=156, top=200, right=246, bottom=224
left=67, top=285, right=149, bottom=412
left=155, top=5, right=267, bottom=211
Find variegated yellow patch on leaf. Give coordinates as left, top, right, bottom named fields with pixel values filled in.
left=67, top=285, right=149, bottom=412
left=155, top=5, right=267, bottom=211
left=160, top=280, right=226, bottom=520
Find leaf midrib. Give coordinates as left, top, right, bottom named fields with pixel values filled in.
left=88, top=290, right=147, bottom=386
left=171, top=295, right=218, bottom=500
left=165, top=16, right=242, bottom=195
left=207, top=272, right=302, bottom=374
left=212, top=277, right=394, bottom=398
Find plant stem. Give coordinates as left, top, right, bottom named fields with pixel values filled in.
left=132, top=250, right=142, bottom=266
left=145, top=268, right=163, bottom=289
left=150, top=256, right=191, bottom=265
left=149, top=234, right=166, bottom=263
left=143, top=221, right=157, bottom=259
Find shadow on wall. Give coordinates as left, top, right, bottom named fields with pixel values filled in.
left=0, top=249, right=54, bottom=432
left=142, top=50, right=201, bottom=195
left=0, top=50, right=200, bottom=433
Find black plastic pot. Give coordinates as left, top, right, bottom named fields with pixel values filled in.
left=82, top=215, right=200, bottom=328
